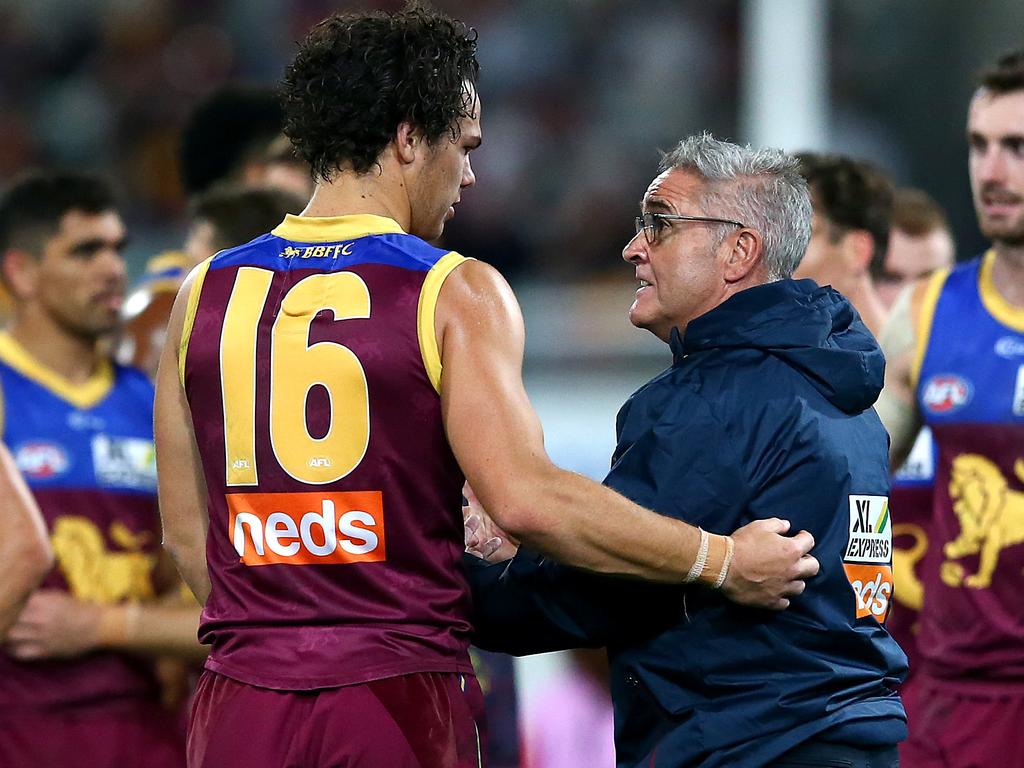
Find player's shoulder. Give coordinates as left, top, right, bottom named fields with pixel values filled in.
left=112, top=361, right=156, bottom=401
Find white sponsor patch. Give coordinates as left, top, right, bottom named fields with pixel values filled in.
left=92, top=435, right=157, bottom=491
left=1014, top=365, right=1024, bottom=417
left=845, top=495, right=892, bottom=564
left=893, top=428, right=935, bottom=482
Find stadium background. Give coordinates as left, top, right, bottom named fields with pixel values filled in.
left=2, top=0, right=1021, bottom=764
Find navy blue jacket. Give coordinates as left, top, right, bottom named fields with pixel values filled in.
left=468, top=279, right=908, bottom=767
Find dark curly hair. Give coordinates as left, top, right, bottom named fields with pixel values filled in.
left=796, top=152, right=894, bottom=280
left=977, top=49, right=1024, bottom=95
left=281, top=2, right=479, bottom=181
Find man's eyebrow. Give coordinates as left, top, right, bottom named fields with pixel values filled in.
left=643, top=198, right=673, bottom=213
left=69, top=236, right=128, bottom=254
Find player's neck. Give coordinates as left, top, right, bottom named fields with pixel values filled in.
left=7, top=310, right=102, bottom=384
left=300, top=171, right=411, bottom=232
left=991, top=242, right=1024, bottom=308
left=842, top=275, right=888, bottom=339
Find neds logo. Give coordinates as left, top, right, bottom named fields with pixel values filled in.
left=227, top=491, right=385, bottom=566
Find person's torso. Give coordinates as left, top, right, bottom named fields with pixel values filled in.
left=603, top=348, right=906, bottom=767
left=0, top=333, right=162, bottom=712
left=914, top=251, right=1024, bottom=686
left=182, top=214, right=473, bottom=690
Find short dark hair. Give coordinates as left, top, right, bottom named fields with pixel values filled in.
left=180, top=86, right=285, bottom=195
left=0, top=171, right=117, bottom=254
left=190, top=183, right=305, bottom=251
left=891, top=187, right=951, bottom=238
left=796, top=152, right=894, bottom=280
left=977, top=49, right=1024, bottom=95
left=281, top=2, right=480, bottom=181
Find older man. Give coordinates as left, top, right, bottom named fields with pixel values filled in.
left=468, top=134, right=907, bottom=768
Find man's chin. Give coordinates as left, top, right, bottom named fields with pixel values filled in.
left=979, top=220, right=1024, bottom=246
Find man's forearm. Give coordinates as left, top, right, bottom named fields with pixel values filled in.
left=0, top=545, right=51, bottom=639
left=97, top=602, right=207, bottom=662
left=489, top=466, right=728, bottom=585
left=165, top=544, right=212, bottom=606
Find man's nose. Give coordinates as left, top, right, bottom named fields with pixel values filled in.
left=622, top=230, right=648, bottom=264
left=462, top=158, right=476, bottom=189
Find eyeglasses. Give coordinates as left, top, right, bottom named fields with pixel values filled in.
left=633, top=212, right=744, bottom=245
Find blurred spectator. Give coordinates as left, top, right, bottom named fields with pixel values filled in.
left=876, top=187, right=955, bottom=308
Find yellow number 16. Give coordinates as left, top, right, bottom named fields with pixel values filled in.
left=220, top=267, right=371, bottom=486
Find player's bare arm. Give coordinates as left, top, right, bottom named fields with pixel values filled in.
left=876, top=280, right=928, bottom=468
left=439, top=259, right=818, bottom=609
left=155, top=265, right=213, bottom=604
left=0, top=444, right=52, bottom=639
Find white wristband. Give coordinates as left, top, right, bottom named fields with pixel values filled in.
left=712, top=536, right=735, bottom=590
left=685, top=528, right=710, bottom=584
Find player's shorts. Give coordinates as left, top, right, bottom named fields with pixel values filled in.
left=900, top=673, right=1024, bottom=767
left=0, top=699, right=184, bottom=768
left=188, top=669, right=488, bottom=768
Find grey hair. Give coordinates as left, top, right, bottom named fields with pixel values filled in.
left=659, top=132, right=811, bottom=280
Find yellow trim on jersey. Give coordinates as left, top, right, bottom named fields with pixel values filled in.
left=144, top=250, right=190, bottom=275
left=178, top=258, right=213, bottom=387
left=417, top=252, right=469, bottom=394
left=271, top=214, right=405, bottom=243
left=0, top=332, right=113, bottom=409
left=910, top=267, right=951, bottom=390
left=979, top=249, right=1024, bottom=333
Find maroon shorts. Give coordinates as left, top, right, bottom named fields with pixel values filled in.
left=0, top=700, right=184, bottom=768
left=188, top=670, right=488, bottom=768
left=900, top=675, right=1024, bottom=767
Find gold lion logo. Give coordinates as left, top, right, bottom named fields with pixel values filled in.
left=51, top=517, right=157, bottom=604
left=941, top=454, right=1024, bottom=589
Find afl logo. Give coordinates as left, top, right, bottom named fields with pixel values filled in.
left=15, top=442, right=69, bottom=479
left=922, top=374, right=973, bottom=414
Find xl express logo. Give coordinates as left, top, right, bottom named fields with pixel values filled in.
left=228, top=491, right=385, bottom=567
left=843, top=495, right=893, bottom=622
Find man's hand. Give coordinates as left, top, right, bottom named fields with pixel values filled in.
left=463, top=482, right=519, bottom=562
left=6, top=590, right=104, bottom=660
left=721, top=518, right=819, bottom=610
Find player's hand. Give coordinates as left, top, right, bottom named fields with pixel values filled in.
left=5, top=589, right=103, bottom=660
left=720, top=518, right=818, bottom=610
left=463, top=482, right=519, bottom=562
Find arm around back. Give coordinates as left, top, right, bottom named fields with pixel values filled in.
left=437, top=259, right=818, bottom=601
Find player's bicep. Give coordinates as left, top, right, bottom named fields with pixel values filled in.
left=436, top=261, right=551, bottom=524
left=154, top=270, right=208, bottom=549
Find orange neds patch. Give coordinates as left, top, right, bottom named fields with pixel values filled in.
left=843, top=563, right=893, bottom=621
left=227, top=491, right=385, bottom=566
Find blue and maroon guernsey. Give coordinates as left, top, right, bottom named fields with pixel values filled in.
left=181, top=213, right=474, bottom=690
left=0, top=334, right=162, bottom=712
left=913, top=250, right=1024, bottom=686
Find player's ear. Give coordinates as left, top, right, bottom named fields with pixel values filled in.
left=394, top=121, right=424, bottom=165
left=1, top=249, right=40, bottom=301
left=842, top=229, right=874, bottom=274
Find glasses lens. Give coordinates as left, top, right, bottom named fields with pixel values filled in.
left=635, top=214, right=656, bottom=244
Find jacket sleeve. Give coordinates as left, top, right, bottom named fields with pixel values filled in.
left=465, top=550, right=682, bottom=656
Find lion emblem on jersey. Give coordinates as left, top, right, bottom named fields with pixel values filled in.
left=942, top=454, right=1024, bottom=589
left=51, top=517, right=157, bottom=603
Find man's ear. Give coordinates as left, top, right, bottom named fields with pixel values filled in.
left=2, top=249, right=39, bottom=301
left=841, top=229, right=874, bottom=274
left=395, top=121, right=424, bottom=165
left=722, top=228, right=763, bottom=283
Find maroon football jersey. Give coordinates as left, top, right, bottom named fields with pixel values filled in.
left=181, top=214, right=474, bottom=690
left=913, top=255, right=1024, bottom=687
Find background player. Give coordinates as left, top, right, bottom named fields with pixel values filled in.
left=877, top=188, right=956, bottom=702
left=0, top=171, right=204, bottom=768
left=155, top=7, right=818, bottom=766
left=794, top=152, right=894, bottom=337
left=877, top=49, right=1024, bottom=766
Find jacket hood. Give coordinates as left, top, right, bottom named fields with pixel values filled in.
left=672, top=279, right=884, bottom=414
